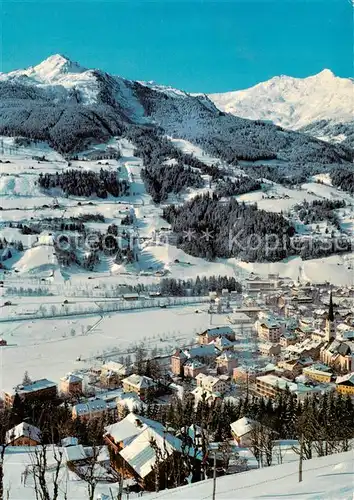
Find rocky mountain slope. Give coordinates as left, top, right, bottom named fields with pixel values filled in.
left=0, top=55, right=352, bottom=163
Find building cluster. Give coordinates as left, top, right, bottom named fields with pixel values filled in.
left=1, top=275, right=354, bottom=493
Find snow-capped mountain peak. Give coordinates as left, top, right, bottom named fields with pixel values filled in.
left=32, top=54, right=86, bottom=79
left=208, top=70, right=353, bottom=131
left=6, top=54, right=87, bottom=83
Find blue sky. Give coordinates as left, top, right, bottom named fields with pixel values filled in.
left=1, top=0, right=352, bottom=92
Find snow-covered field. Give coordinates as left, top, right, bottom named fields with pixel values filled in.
left=150, top=450, right=354, bottom=500
left=3, top=447, right=353, bottom=500
left=0, top=303, right=223, bottom=392
left=0, top=137, right=353, bottom=392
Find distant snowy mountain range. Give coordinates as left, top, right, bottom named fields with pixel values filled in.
left=0, top=54, right=352, bottom=159
left=208, top=70, right=353, bottom=145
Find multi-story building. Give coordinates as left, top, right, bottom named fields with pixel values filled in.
left=335, top=373, right=354, bottom=396
left=303, top=364, right=333, bottom=384
left=122, top=374, right=156, bottom=400
left=256, top=319, right=282, bottom=343
left=256, top=374, right=295, bottom=399
left=256, top=374, right=333, bottom=401
left=216, top=351, right=238, bottom=375
left=72, top=398, right=107, bottom=420
left=245, top=279, right=279, bottom=293
left=195, top=373, right=229, bottom=395
left=183, top=360, right=207, bottom=378
left=197, top=326, right=235, bottom=345
left=4, top=379, right=57, bottom=408
left=171, top=349, right=188, bottom=376
left=60, top=373, right=83, bottom=396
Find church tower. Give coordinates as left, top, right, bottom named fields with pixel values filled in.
left=325, top=291, right=336, bottom=342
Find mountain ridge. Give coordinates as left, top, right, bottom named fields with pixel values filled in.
left=208, top=69, right=353, bottom=137
left=0, top=55, right=352, bottom=163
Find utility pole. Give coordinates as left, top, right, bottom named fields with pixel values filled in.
left=299, top=433, right=303, bottom=483
left=212, top=451, right=217, bottom=500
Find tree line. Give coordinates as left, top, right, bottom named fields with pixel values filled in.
left=330, top=166, right=354, bottom=195
left=294, top=199, right=346, bottom=229
left=38, top=168, right=129, bottom=198
left=163, top=193, right=294, bottom=262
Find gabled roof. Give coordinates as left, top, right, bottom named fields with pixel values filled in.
left=104, top=413, right=165, bottom=446
left=120, top=426, right=201, bottom=479
left=216, top=350, right=236, bottom=361
left=117, top=392, right=147, bottom=412
left=6, top=422, right=41, bottom=444
left=230, top=417, right=256, bottom=438
left=122, top=374, right=156, bottom=389
left=336, top=373, right=354, bottom=386
left=60, top=373, right=82, bottom=383
left=102, top=361, right=129, bottom=375
left=200, top=326, right=234, bottom=338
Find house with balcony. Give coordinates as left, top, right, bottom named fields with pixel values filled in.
left=104, top=413, right=201, bottom=491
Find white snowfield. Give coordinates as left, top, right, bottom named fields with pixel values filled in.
left=2, top=447, right=353, bottom=499
left=208, top=69, right=353, bottom=130
left=148, top=451, right=354, bottom=500
left=0, top=304, right=223, bottom=392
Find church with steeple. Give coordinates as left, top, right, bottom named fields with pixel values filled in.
left=320, top=291, right=354, bottom=373
left=324, top=291, right=336, bottom=342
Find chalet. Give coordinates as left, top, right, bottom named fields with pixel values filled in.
left=6, top=422, right=41, bottom=446
left=101, top=361, right=131, bottom=388
left=197, top=326, right=235, bottom=345
left=101, top=361, right=131, bottom=378
left=191, top=386, right=221, bottom=405
left=105, top=413, right=201, bottom=490
left=335, top=373, right=354, bottom=396
left=122, top=374, right=156, bottom=400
